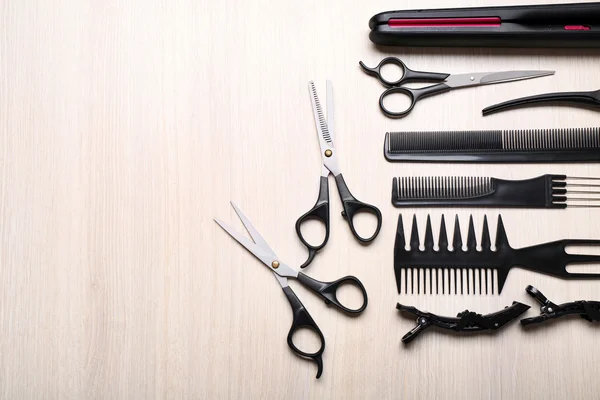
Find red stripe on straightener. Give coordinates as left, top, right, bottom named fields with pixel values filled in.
left=388, top=17, right=501, bottom=28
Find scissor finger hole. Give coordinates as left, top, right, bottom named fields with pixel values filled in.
left=381, top=91, right=412, bottom=114
left=299, top=218, right=327, bottom=248
left=291, top=326, right=323, bottom=355
left=334, top=281, right=366, bottom=311
left=380, top=62, right=405, bottom=85
left=350, top=210, right=379, bottom=240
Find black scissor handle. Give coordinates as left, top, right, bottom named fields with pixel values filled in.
left=380, top=84, right=452, bottom=118
left=282, top=286, right=325, bottom=379
left=334, top=173, right=382, bottom=242
left=297, top=272, right=368, bottom=314
left=359, top=57, right=450, bottom=88
left=295, top=176, right=330, bottom=268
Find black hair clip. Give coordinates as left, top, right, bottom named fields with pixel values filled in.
left=521, top=285, right=600, bottom=326
left=397, top=302, right=530, bottom=343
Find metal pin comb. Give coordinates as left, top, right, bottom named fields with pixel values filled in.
left=392, top=175, right=600, bottom=208
left=384, top=128, right=600, bottom=162
left=394, top=214, right=600, bottom=295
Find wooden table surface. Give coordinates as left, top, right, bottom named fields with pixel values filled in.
left=2, top=0, right=600, bottom=398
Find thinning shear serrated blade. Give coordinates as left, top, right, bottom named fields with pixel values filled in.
left=309, top=81, right=333, bottom=146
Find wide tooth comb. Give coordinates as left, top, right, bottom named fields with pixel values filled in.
left=394, top=213, right=600, bottom=295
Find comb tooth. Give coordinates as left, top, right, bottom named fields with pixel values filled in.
left=411, top=268, right=415, bottom=295
left=495, top=215, right=509, bottom=248
left=453, top=215, right=463, bottom=251
left=491, top=268, right=496, bottom=295
left=467, top=215, right=477, bottom=251
left=485, top=268, right=490, bottom=295
left=465, top=268, right=470, bottom=295
left=481, top=215, right=491, bottom=250
left=395, top=214, right=405, bottom=249
left=441, top=268, right=445, bottom=295
left=417, top=268, right=421, bottom=295
left=479, top=268, right=483, bottom=295
left=405, top=268, right=409, bottom=294
left=438, top=215, right=448, bottom=250
left=497, top=270, right=508, bottom=294
left=410, top=215, right=420, bottom=250
left=424, top=215, right=434, bottom=249
left=392, top=177, right=399, bottom=200
left=454, top=268, right=458, bottom=294
left=429, top=268, right=433, bottom=295
left=397, top=267, right=403, bottom=294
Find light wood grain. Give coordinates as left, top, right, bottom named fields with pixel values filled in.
left=1, top=0, right=600, bottom=398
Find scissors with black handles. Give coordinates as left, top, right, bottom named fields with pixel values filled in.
left=359, top=57, right=554, bottom=118
left=215, top=202, right=368, bottom=379
left=296, top=81, right=382, bottom=268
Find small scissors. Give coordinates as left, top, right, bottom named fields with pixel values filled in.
left=359, top=57, right=554, bottom=118
left=296, top=81, right=382, bottom=268
left=215, top=203, right=368, bottom=379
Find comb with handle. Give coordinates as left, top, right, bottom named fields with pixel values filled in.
left=391, top=175, right=600, bottom=208
left=394, top=214, right=600, bottom=295
left=384, top=128, right=600, bottom=162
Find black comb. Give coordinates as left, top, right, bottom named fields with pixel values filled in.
left=394, top=214, right=600, bottom=295
left=384, top=128, right=600, bottom=162
left=391, top=175, right=600, bottom=208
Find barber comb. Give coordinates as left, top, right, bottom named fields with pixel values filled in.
left=394, top=214, right=600, bottom=295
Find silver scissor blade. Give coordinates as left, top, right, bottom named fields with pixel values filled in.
left=309, top=81, right=333, bottom=146
left=479, top=70, right=555, bottom=85
left=230, top=202, right=277, bottom=257
left=446, top=70, right=554, bottom=88
left=214, top=219, right=275, bottom=265
left=214, top=218, right=298, bottom=280
left=326, top=80, right=335, bottom=144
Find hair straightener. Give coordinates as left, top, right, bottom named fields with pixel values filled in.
left=369, top=2, right=600, bottom=48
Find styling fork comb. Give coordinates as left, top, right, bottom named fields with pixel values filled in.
left=394, top=214, right=600, bottom=295
left=391, top=175, right=600, bottom=208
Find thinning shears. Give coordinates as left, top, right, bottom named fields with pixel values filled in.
left=359, top=57, right=554, bottom=118
left=215, top=203, right=368, bottom=379
left=296, top=81, right=382, bottom=268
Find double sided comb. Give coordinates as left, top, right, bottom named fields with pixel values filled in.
left=392, top=175, right=600, bottom=208
left=394, top=214, right=600, bottom=295
left=384, top=128, right=600, bottom=162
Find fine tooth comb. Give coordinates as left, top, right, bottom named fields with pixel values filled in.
left=391, top=175, right=600, bottom=208
left=384, top=128, right=600, bottom=162
left=394, top=214, right=600, bottom=295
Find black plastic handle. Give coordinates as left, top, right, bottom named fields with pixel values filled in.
left=379, top=84, right=451, bottom=118
left=295, top=176, right=330, bottom=268
left=297, top=272, right=368, bottom=314
left=483, top=90, right=600, bottom=116
left=516, top=239, right=600, bottom=279
left=359, top=57, right=449, bottom=88
left=334, top=173, right=382, bottom=242
left=282, top=286, right=325, bottom=379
